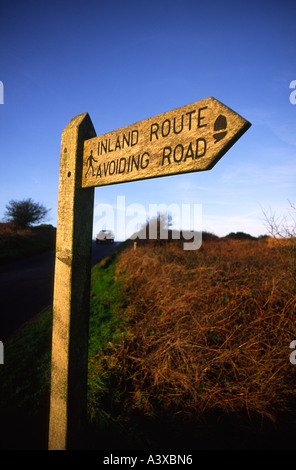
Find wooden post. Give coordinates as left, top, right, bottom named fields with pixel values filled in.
left=48, top=113, right=96, bottom=450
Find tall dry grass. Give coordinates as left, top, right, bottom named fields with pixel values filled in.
left=0, top=222, right=32, bottom=242
left=111, top=238, right=296, bottom=422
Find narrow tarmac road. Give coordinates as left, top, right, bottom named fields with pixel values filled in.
left=0, top=241, right=120, bottom=342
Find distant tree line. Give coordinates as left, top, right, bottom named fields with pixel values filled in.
left=224, top=231, right=256, bottom=240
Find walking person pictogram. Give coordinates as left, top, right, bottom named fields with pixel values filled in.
left=85, top=150, right=97, bottom=177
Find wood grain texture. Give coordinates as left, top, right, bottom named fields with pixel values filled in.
left=82, top=97, right=251, bottom=188
left=48, top=112, right=96, bottom=450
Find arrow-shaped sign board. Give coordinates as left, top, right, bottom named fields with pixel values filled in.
left=82, top=97, right=251, bottom=188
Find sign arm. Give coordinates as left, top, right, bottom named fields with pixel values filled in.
left=48, top=112, right=96, bottom=450
left=205, top=117, right=251, bottom=170
left=81, top=97, right=251, bottom=188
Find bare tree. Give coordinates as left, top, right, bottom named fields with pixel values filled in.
left=132, top=212, right=173, bottom=243
left=262, top=201, right=296, bottom=240
left=262, top=201, right=296, bottom=286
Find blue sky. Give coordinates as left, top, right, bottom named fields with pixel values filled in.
left=0, top=0, right=295, bottom=239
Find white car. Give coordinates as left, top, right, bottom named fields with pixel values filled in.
left=96, top=229, right=115, bottom=244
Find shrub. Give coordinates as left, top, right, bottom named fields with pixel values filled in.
left=4, top=198, right=50, bottom=228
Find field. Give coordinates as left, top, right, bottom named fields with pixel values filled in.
left=0, top=235, right=296, bottom=449
left=87, top=235, right=296, bottom=449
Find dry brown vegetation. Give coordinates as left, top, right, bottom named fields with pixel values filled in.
left=0, top=222, right=56, bottom=263
left=109, top=237, right=296, bottom=424
left=0, top=221, right=32, bottom=238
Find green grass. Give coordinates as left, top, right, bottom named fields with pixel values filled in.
left=1, top=238, right=295, bottom=450
left=0, top=241, right=130, bottom=449
left=0, top=308, right=53, bottom=449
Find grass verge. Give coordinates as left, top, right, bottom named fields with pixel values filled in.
left=0, top=238, right=296, bottom=450
left=85, top=238, right=296, bottom=450
left=0, top=241, right=129, bottom=450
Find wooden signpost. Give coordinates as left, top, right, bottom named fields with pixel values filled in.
left=82, top=97, right=250, bottom=188
left=48, top=98, right=251, bottom=450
